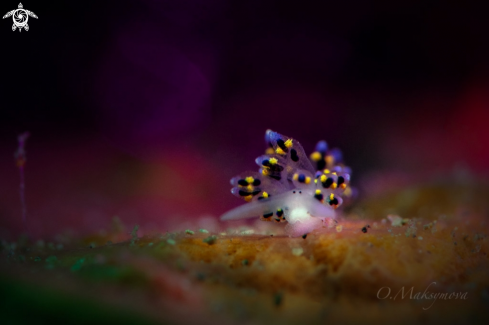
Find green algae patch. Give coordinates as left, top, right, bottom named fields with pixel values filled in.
left=45, top=255, right=58, bottom=269
left=202, top=235, right=218, bottom=245
left=0, top=277, right=158, bottom=325
left=71, top=258, right=85, bottom=272
left=78, top=265, right=148, bottom=286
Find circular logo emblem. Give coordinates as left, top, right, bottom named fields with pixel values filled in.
left=13, top=9, right=28, bottom=28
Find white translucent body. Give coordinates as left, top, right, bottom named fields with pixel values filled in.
left=220, top=189, right=335, bottom=237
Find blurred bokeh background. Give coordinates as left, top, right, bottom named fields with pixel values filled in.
left=1, top=0, right=488, bottom=238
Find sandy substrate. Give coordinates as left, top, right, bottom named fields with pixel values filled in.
left=1, top=178, right=488, bottom=324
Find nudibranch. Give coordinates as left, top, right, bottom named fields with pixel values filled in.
left=220, top=130, right=352, bottom=237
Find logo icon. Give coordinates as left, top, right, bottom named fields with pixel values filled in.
left=3, top=3, right=37, bottom=32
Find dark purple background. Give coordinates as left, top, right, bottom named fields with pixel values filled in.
left=1, top=0, right=489, bottom=237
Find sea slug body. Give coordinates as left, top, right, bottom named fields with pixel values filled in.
left=220, top=130, right=352, bottom=237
